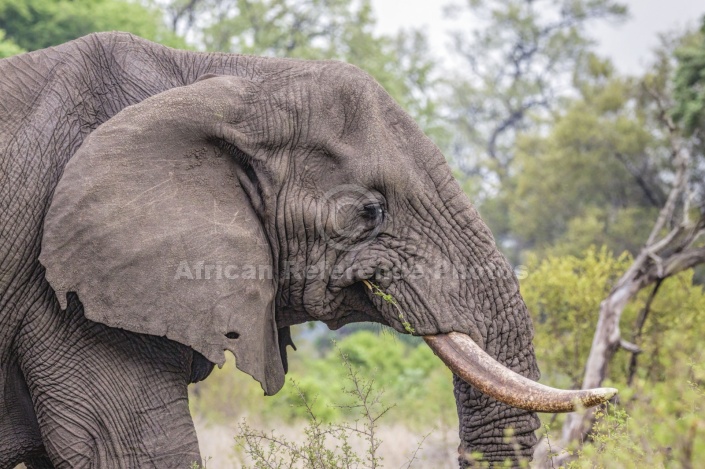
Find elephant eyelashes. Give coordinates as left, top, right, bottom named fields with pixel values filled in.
left=225, top=331, right=240, bottom=339
left=361, top=203, right=384, bottom=224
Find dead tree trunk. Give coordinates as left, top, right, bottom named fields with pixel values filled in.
left=534, top=92, right=705, bottom=467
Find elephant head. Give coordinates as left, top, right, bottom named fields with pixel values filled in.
left=39, top=60, right=614, bottom=465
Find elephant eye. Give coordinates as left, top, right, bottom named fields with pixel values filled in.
left=361, top=203, right=384, bottom=224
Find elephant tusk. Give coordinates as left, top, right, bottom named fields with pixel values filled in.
left=424, top=332, right=617, bottom=413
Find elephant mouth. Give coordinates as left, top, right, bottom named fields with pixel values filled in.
left=424, top=332, right=617, bottom=413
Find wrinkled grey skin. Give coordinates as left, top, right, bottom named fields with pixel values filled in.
left=0, top=33, right=540, bottom=468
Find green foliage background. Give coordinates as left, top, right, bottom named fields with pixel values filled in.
left=190, top=330, right=455, bottom=429
left=0, top=0, right=184, bottom=50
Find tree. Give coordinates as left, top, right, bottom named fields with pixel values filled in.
left=443, top=0, right=627, bottom=254
left=0, top=29, right=24, bottom=58
left=505, top=55, right=667, bottom=256
left=0, top=0, right=185, bottom=52
left=673, top=16, right=705, bottom=138
left=673, top=16, right=705, bottom=220
left=445, top=0, right=627, bottom=182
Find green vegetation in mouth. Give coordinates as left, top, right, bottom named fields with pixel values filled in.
left=362, top=280, right=415, bottom=334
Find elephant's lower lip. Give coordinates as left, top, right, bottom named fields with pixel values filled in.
left=423, top=332, right=617, bottom=413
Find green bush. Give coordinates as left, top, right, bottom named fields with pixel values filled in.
left=189, top=329, right=455, bottom=429
left=523, top=246, right=705, bottom=466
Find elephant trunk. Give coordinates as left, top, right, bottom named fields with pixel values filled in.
left=424, top=332, right=617, bottom=413
left=428, top=291, right=615, bottom=466
left=439, top=289, right=543, bottom=466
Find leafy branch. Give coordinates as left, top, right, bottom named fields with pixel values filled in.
left=361, top=280, right=415, bottom=334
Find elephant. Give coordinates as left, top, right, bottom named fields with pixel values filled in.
left=0, top=32, right=616, bottom=468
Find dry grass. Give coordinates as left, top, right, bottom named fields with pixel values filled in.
left=194, top=417, right=459, bottom=468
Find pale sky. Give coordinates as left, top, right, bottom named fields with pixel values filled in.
left=370, top=0, right=705, bottom=75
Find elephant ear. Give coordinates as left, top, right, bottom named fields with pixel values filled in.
left=39, top=76, right=285, bottom=395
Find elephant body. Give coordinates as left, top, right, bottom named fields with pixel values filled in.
left=0, top=33, right=543, bottom=468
